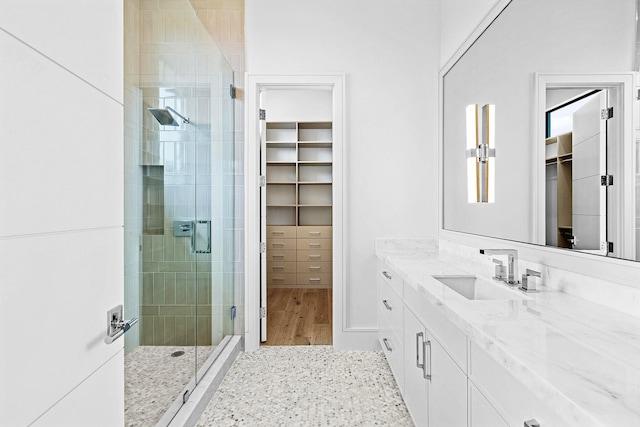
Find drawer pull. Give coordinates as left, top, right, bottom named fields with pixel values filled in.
left=309, top=243, right=322, bottom=247
left=309, top=255, right=321, bottom=259
left=309, top=266, right=321, bottom=270
left=272, top=231, right=285, bottom=235
left=273, top=255, right=284, bottom=259
left=273, top=277, right=284, bottom=281
left=272, top=266, right=284, bottom=270
left=309, top=232, right=321, bottom=236
left=272, top=243, right=285, bottom=247
left=383, top=338, right=392, bottom=352
left=524, top=420, right=540, bottom=427
left=423, top=340, right=432, bottom=380
left=416, top=332, right=425, bottom=370
left=382, top=271, right=392, bottom=280
left=382, top=300, right=392, bottom=311
left=309, top=278, right=321, bottom=281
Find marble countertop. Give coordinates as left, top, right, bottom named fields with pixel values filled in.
left=376, top=244, right=640, bottom=426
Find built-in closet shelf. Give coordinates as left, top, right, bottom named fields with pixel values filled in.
left=545, top=132, right=573, bottom=248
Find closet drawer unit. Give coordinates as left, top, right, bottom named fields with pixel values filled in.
left=297, top=261, right=332, bottom=274
left=297, top=273, right=332, bottom=287
left=267, top=272, right=297, bottom=286
left=266, top=225, right=297, bottom=239
left=297, top=226, right=332, bottom=239
left=267, top=250, right=297, bottom=263
left=469, top=341, right=565, bottom=426
left=267, top=261, right=297, bottom=274
left=297, top=238, right=332, bottom=250
left=297, top=249, right=332, bottom=262
left=379, top=277, right=403, bottom=339
left=267, top=238, right=296, bottom=250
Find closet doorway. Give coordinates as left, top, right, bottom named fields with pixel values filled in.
left=260, top=89, right=334, bottom=346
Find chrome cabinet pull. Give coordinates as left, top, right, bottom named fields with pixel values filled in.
left=309, top=266, right=321, bottom=270
left=309, top=278, right=321, bottom=281
left=309, top=255, right=321, bottom=259
left=272, top=266, right=284, bottom=270
left=309, top=231, right=321, bottom=236
left=382, top=271, right=392, bottom=280
left=272, top=243, right=284, bottom=247
left=524, top=420, right=540, bottom=427
left=382, top=300, right=392, bottom=311
left=423, top=340, right=432, bottom=380
left=416, top=332, right=425, bottom=370
left=383, top=338, right=392, bottom=352
left=272, top=231, right=285, bottom=235
left=309, top=243, right=321, bottom=247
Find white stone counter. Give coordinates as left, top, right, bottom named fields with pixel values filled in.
left=375, top=240, right=640, bottom=426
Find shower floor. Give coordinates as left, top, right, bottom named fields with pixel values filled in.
left=125, top=345, right=213, bottom=426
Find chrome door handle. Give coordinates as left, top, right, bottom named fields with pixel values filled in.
left=382, top=271, right=392, bottom=280
left=423, top=340, right=432, bottom=380
left=383, top=338, right=393, bottom=352
left=416, top=332, right=424, bottom=370
left=191, top=220, right=211, bottom=254
left=104, top=305, right=138, bottom=344
left=382, top=300, right=392, bottom=310
left=524, top=420, right=540, bottom=427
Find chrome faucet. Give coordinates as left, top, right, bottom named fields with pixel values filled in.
left=480, top=249, right=519, bottom=285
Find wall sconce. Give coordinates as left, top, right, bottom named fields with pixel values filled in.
left=466, top=104, right=496, bottom=203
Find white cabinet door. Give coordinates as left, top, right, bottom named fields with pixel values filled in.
left=429, top=335, right=468, bottom=427
left=469, top=383, right=509, bottom=427
left=403, top=309, right=428, bottom=426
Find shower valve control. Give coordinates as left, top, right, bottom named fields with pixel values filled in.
left=174, top=220, right=193, bottom=237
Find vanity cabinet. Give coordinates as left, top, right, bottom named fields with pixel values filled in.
left=404, top=306, right=467, bottom=427
left=378, top=266, right=404, bottom=391
left=468, top=383, right=509, bottom=427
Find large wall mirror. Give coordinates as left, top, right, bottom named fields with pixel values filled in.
left=442, top=0, right=639, bottom=262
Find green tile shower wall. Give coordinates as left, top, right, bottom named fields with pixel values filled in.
left=140, top=231, right=212, bottom=346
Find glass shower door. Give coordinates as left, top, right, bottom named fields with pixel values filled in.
left=123, top=1, right=235, bottom=424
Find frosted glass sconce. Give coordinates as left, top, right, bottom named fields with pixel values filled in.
left=466, top=104, right=496, bottom=203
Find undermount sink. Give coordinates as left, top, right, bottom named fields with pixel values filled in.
left=432, top=275, right=526, bottom=300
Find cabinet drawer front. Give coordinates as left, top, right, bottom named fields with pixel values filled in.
left=297, top=238, right=332, bottom=250
left=297, top=249, right=332, bottom=262
left=469, top=383, right=509, bottom=427
left=267, top=272, right=297, bottom=286
left=379, top=277, right=403, bottom=339
left=378, top=263, right=403, bottom=297
left=297, top=273, right=332, bottom=286
left=267, top=238, right=296, bottom=250
left=404, top=281, right=467, bottom=372
left=297, top=226, right=332, bottom=239
left=267, top=250, right=296, bottom=262
left=297, top=262, right=332, bottom=274
left=379, top=309, right=404, bottom=393
left=266, top=226, right=297, bottom=239
left=267, top=262, right=296, bottom=274
left=469, top=341, right=564, bottom=426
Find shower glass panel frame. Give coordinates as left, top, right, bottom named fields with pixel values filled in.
left=123, top=0, right=235, bottom=424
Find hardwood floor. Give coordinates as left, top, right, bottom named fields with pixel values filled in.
left=262, top=288, right=332, bottom=346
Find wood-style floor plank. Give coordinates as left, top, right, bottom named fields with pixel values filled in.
left=262, top=288, right=333, bottom=346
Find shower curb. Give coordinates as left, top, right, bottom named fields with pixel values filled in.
left=159, top=335, right=242, bottom=427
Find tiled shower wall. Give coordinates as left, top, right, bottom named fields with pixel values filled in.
left=123, top=0, right=238, bottom=348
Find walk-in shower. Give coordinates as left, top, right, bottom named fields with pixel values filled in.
left=123, top=0, right=239, bottom=424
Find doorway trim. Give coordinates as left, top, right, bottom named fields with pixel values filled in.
left=533, top=72, right=635, bottom=259
left=244, top=74, right=345, bottom=352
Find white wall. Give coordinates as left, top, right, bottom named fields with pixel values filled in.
left=0, top=1, right=124, bottom=425
left=246, top=0, right=440, bottom=344
left=440, top=0, right=501, bottom=66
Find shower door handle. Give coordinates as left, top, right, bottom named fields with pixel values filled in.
left=191, top=220, right=211, bottom=254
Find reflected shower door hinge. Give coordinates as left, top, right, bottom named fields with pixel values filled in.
left=230, top=84, right=236, bottom=99
left=259, top=175, right=266, bottom=187
left=260, top=242, right=266, bottom=253
left=231, top=305, right=237, bottom=320
left=259, top=307, right=266, bottom=319
left=600, top=107, right=613, bottom=119
left=259, top=109, right=266, bottom=120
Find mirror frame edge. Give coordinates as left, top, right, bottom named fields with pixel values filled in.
left=437, top=1, right=640, bottom=289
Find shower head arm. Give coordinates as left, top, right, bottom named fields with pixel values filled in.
left=166, top=106, right=190, bottom=124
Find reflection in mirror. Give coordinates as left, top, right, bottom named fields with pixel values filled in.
left=544, top=90, right=607, bottom=255
left=442, top=0, right=639, bottom=261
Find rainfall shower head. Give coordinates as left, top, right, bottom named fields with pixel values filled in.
left=148, top=106, right=190, bottom=126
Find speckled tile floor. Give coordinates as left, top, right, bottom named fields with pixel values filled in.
left=196, top=346, right=414, bottom=427
left=125, top=345, right=213, bottom=427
